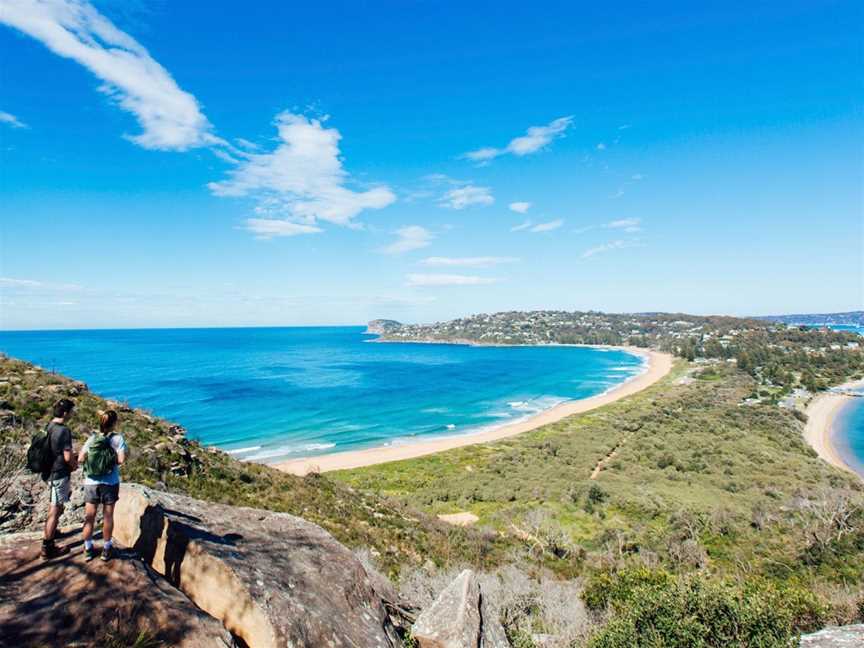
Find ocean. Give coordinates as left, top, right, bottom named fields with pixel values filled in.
left=829, top=325, right=864, bottom=477
left=0, top=327, right=644, bottom=463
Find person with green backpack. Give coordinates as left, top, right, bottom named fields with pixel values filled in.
left=78, top=409, right=128, bottom=562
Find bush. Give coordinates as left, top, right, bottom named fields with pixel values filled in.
left=584, top=569, right=828, bottom=648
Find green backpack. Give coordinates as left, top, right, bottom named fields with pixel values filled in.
left=84, top=433, right=117, bottom=478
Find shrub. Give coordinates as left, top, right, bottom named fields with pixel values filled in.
left=584, top=569, right=828, bottom=648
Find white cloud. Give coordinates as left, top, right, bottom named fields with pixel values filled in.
left=420, top=256, right=518, bottom=268
left=530, top=219, right=564, bottom=233
left=463, top=116, right=573, bottom=162
left=511, top=220, right=533, bottom=232
left=210, top=112, right=396, bottom=231
left=596, top=142, right=606, bottom=151
left=631, top=173, right=644, bottom=180
left=0, top=0, right=218, bottom=151
left=243, top=219, right=323, bottom=239
left=406, top=273, right=497, bottom=287
left=0, top=110, right=27, bottom=128
left=0, top=276, right=83, bottom=291
left=438, top=184, right=494, bottom=209
left=0, top=277, right=42, bottom=288
left=607, top=217, right=641, bottom=233
left=382, top=225, right=434, bottom=254
left=508, top=201, right=531, bottom=214
left=581, top=239, right=642, bottom=258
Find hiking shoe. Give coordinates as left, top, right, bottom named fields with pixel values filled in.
left=84, top=546, right=98, bottom=562
left=41, top=542, right=70, bottom=560
left=101, top=545, right=112, bottom=562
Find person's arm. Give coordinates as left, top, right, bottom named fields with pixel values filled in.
left=61, top=428, right=77, bottom=471
left=64, top=448, right=78, bottom=471
left=115, top=436, right=127, bottom=466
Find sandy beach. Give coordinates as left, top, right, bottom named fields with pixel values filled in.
left=803, top=378, right=864, bottom=478
left=276, top=347, right=674, bottom=476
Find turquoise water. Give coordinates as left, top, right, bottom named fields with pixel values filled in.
left=827, top=324, right=864, bottom=477
left=834, top=390, right=864, bottom=477
left=0, top=327, right=644, bottom=462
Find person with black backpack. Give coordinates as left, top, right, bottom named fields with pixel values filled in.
left=78, top=409, right=127, bottom=562
left=40, top=398, right=77, bottom=559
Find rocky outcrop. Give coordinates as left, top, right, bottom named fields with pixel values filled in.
left=0, top=461, right=87, bottom=535
left=800, top=624, right=864, bottom=646
left=113, top=484, right=406, bottom=648
left=366, top=319, right=403, bottom=335
left=0, top=531, right=233, bottom=647
left=412, top=569, right=508, bottom=648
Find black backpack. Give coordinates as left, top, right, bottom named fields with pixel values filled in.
left=27, top=426, right=55, bottom=479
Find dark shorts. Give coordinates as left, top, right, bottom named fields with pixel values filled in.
left=84, top=483, right=120, bottom=505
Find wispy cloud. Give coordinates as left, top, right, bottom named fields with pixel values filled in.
left=574, top=217, right=643, bottom=235
left=463, top=116, right=573, bottom=163
left=381, top=225, right=434, bottom=254
left=438, top=184, right=494, bottom=209
left=606, top=217, right=641, bottom=233
left=0, top=110, right=27, bottom=129
left=210, top=112, right=395, bottom=234
left=511, top=220, right=533, bottom=232
left=243, top=219, right=323, bottom=239
left=508, top=201, right=531, bottom=214
left=581, top=239, right=643, bottom=258
left=406, top=273, right=497, bottom=287
left=420, top=256, right=518, bottom=268
left=530, top=219, right=564, bottom=233
left=0, top=0, right=218, bottom=151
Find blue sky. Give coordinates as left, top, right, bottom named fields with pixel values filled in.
left=1, top=0, right=861, bottom=329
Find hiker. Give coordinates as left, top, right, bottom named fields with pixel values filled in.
left=79, top=409, right=128, bottom=562
left=42, top=398, right=77, bottom=559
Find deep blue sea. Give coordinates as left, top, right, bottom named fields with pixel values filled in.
left=0, top=327, right=644, bottom=463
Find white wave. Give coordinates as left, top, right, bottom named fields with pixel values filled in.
left=446, top=424, right=456, bottom=430
left=245, top=442, right=336, bottom=462
left=225, top=445, right=261, bottom=454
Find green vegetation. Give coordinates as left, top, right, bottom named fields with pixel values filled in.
left=335, top=361, right=864, bottom=640
left=583, top=568, right=827, bottom=648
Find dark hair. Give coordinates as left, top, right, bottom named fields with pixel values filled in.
left=53, top=398, right=75, bottom=418
left=99, top=409, right=118, bottom=434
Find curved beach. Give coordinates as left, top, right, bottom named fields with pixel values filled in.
left=276, top=348, right=673, bottom=475
left=803, top=378, right=864, bottom=478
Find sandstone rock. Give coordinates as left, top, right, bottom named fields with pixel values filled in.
left=0, top=531, right=233, bottom=647
left=114, top=484, right=404, bottom=648
left=412, top=569, right=481, bottom=648
left=800, top=624, right=864, bottom=647
left=480, top=590, right=509, bottom=648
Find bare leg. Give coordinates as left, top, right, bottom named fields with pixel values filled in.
left=82, top=502, right=97, bottom=543
left=44, top=503, right=63, bottom=541
left=102, top=503, right=115, bottom=543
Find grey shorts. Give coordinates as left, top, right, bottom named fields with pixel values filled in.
left=84, top=483, right=120, bottom=505
left=48, top=477, right=71, bottom=506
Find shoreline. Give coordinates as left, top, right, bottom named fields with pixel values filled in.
left=803, top=378, right=864, bottom=479
left=275, top=347, right=674, bottom=476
